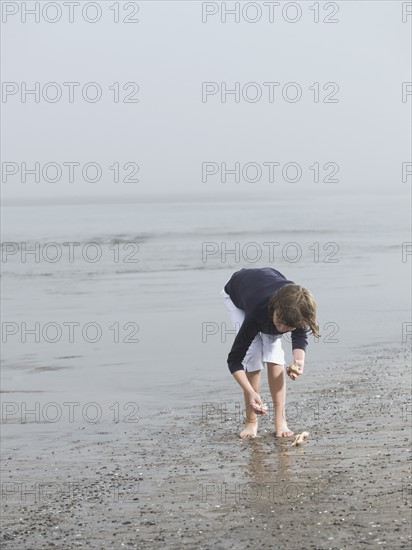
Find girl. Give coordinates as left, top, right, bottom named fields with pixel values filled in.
left=221, top=267, right=319, bottom=439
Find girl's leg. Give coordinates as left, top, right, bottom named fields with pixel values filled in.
left=266, top=363, right=294, bottom=437
left=240, top=370, right=261, bottom=440
left=220, top=288, right=265, bottom=439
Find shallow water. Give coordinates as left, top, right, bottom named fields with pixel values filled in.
left=1, top=193, right=411, bottom=408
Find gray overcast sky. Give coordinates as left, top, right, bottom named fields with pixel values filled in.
left=1, top=0, right=411, bottom=202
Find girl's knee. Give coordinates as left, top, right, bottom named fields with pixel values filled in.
left=266, top=362, right=284, bottom=370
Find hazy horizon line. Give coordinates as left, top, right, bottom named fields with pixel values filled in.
left=2, top=189, right=410, bottom=207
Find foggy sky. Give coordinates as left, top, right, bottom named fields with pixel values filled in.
left=1, top=0, right=411, bottom=203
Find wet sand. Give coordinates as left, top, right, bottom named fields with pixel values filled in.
left=1, top=345, right=411, bottom=549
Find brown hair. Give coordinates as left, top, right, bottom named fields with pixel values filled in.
left=267, top=284, right=320, bottom=338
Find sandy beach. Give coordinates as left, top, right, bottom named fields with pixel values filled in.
left=2, top=0, right=411, bottom=546
left=1, top=343, right=411, bottom=549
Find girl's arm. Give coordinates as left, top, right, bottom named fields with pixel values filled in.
left=232, top=369, right=254, bottom=393
left=287, top=349, right=306, bottom=380
left=232, top=370, right=265, bottom=412
left=292, top=348, right=305, bottom=367
left=227, top=316, right=259, bottom=374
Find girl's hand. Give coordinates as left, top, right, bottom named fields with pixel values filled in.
left=287, top=360, right=304, bottom=380
left=245, top=390, right=267, bottom=414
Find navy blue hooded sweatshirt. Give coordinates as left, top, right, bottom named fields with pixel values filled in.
left=223, top=267, right=308, bottom=374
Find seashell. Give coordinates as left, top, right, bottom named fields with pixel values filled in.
left=252, top=402, right=268, bottom=414
left=288, top=364, right=300, bottom=374
left=291, top=431, right=310, bottom=447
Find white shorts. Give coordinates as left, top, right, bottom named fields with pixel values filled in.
left=221, top=287, right=285, bottom=373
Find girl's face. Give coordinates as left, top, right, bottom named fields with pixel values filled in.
left=273, top=311, right=296, bottom=333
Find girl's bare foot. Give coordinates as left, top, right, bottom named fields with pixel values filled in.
left=274, top=424, right=294, bottom=438
left=239, top=421, right=258, bottom=439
